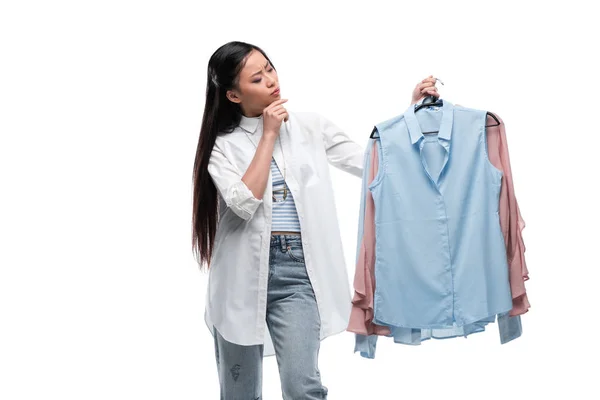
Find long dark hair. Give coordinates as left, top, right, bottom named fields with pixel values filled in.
left=192, top=41, right=275, bottom=271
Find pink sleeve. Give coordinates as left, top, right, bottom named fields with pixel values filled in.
left=486, top=114, right=530, bottom=317
left=347, top=140, right=391, bottom=336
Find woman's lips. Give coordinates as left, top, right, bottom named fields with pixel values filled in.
left=272, top=88, right=280, bottom=95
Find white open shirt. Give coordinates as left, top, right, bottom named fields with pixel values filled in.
left=204, top=110, right=365, bottom=357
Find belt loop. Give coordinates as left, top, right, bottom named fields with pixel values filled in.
left=280, top=235, right=286, bottom=251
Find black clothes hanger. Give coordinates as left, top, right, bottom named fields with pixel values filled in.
left=370, top=126, right=379, bottom=139
left=486, top=112, right=500, bottom=127
left=369, top=79, right=501, bottom=138
left=417, top=95, right=501, bottom=133
left=415, top=94, right=442, bottom=112
left=369, top=98, right=501, bottom=138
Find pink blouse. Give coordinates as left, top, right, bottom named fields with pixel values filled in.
left=347, top=113, right=530, bottom=336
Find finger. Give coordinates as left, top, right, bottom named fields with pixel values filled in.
left=266, top=99, right=288, bottom=110
left=276, top=113, right=288, bottom=123
left=421, top=75, right=434, bottom=83
left=268, top=103, right=287, bottom=111
left=265, top=98, right=288, bottom=110
left=269, top=105, right=288, bottom=114
left=421, top=78, right=437, bottom=87
left=267, top=109, right=287, bottom=122
left=421, top=91, right=438, bottom=98
left=274, top=108, right=288, bottom=117
left=418, top=81, right=436, bottom=90
left=421, top=86, right=438, bottom=93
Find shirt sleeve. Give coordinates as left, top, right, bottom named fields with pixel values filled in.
left=348, top=136, right=391, bottom=358
left=348, top=138, right=374, bottom=335
left=316, top=113, right=365, bottom=178
left=486, top=113, right=530, bottom=317
left=207, top=142, right=264, bottom=221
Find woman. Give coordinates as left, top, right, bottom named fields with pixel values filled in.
left=192, top=41, right=439, bottom=399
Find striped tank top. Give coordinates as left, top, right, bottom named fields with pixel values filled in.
left=270, top=158, right=301, bottom=232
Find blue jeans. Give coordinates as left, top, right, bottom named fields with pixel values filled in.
left=213, top=234, right=328, bottom=399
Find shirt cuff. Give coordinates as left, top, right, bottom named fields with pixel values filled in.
left=225, top=180, right=263, bottom=220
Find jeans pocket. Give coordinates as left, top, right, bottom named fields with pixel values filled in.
left=286, top=244, right=305, bottom=263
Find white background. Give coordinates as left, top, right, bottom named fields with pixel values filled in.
left=1, top=0, right=598, bottom=399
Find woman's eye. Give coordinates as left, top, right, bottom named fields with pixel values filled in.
left=253, top=69, right=273, bottom=83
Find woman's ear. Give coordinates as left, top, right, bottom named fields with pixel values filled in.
left=226, top=89, right=241, bottom=104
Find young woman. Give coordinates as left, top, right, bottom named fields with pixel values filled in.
left=192, top=41, right=439, bottom=399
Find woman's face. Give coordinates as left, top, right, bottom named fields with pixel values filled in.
left=226, top=49, right=280, bottom=117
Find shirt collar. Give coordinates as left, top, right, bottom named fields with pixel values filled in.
left=238, top=113, right=263, bottom=134
left=404, top=99, right=454, bottom=144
